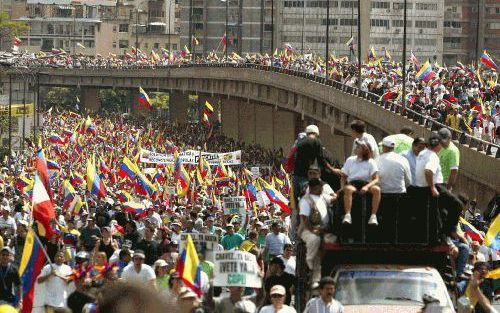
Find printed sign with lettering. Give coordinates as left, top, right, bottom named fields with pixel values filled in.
left=222, top=196, right=247, bottom=216
left=213, top=251, right=261, bottom=288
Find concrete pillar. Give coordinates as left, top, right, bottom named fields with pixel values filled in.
left=238, top=102, right=256, bottom=145
left=360, top=1, right=371, bottom=62
left=273, top=109, right=295, bottom=151
left=81, top=87, right=101, bottom=112
left=255, top=104, right=274, bottom=149
left=169, top=91, right=189, bottom=124
left=221, top=99, right=239, bottom=140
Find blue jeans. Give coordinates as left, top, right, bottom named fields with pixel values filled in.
left=451, top=239, right=470, bottom=277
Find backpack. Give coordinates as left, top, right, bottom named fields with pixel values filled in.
left=304, top=194, right=322, bottom=227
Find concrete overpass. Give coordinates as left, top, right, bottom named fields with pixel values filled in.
left=3, top=64, right=499, bottom=204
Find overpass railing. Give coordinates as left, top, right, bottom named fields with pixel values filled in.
left=28, top=62, right=500, bottom=158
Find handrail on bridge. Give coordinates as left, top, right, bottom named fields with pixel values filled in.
left=13, top=62, right=500, bottom=158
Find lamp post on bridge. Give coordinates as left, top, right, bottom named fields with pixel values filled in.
left=402, top=0, right=407, bottom=107
left=325, top=0, right=330, bottom=79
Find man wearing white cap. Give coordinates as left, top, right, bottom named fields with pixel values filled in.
left=378, top=136, right=412, bottom=194
left=259, top=285, right=296, bottom=313
left=121, top=249, right=156, bottom=288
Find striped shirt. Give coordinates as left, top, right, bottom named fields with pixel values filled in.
left=303, top=297, right=344, bottom=313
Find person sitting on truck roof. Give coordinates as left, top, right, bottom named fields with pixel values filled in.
left=378, top=136, right=412, bottom=194
left=303, top=160, right=337, bottom=205
left=298, top=178, right=331, bottom=287
left=338, top=139, right=381, bottom=226
left=350, top=120, right=379, bottom=159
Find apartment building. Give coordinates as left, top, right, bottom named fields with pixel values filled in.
left=9, top=0, right=180, bottom=56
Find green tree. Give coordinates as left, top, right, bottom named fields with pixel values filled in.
left=0, top=11, right=28, bottom=50
left=150, top=92, right=169, bottom=109
left=99, top=89, right=129, bottom=112
left=42, top=87, right=79, bottom=110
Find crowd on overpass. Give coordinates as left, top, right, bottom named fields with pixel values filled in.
left=3, top=47, right=500, bottom=146
left=0, top=104, right=497, bottom=313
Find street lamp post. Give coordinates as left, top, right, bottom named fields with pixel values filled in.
left=8, top=74, right=12, bottom=158
left=22, top=79, right=26, bottom=150
left=167, top=0, right=171, bottom=52
left=402, top=0, right=407, bottom=106
left=271, top=0, right=274, bottom=62
left=135, top=8, right=139, bottom=60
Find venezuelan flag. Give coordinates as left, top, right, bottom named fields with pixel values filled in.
left=260, top=179, right=290, bottom=215
left=47, top=160, right=61, bottom=171
left=122, top=201, right=146, bottom=216
left=86, top=157, right=107, bottom=198
left=138, top=87, right=153, bottom=110
left=19, top=229, right=47, bottom=313
left=415, top=61, right=435, bottom=82
left=116, top=190, right=133, bottom=203
left=69, top=170, right=84, bottom=186
left=379, top=90, right=395, bottom=102
left=368, top=46, right=376, bottom=60
left=181, top=45, right=190, bottom=58
left=136, top=170, right=157, bottom=197
left=119, top=156, right=139, bottom=180
left=245, top=183, right=258, bottom=202
left=459, top=217, right=484, bottom=243
left=484, top=215, right=499, bottom=251
left=47, top=135, right=66, bottom=145
left=35, top=144, right=53, bottom=202
left=480, top=50, right=498, bottom=71
left=176, top=234, right=202, bottom=296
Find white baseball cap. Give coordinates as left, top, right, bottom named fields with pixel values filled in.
left=305, top=125, right=319, bottom=135
left=381, top=137, right=396, bottom=148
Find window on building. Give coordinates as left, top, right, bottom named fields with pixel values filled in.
left=112, top=41, right=117, bottom=48
left=443, top=21, right=461, bottom=28
left=340, top=1, right=357, bottom=8
left=414, top=38, right=436, bottom=46
left=393, top=2, right=412, bottom=10
left=496, top=7, right=500, bottom=14
left=264, top=23, right=273, bottom=31
left=307, top=0, right=337, bottom=7
left=370, top=19, right=389, bottom=28
left=172, top=44, right=178, bottom=50
left=47, top=24, right=54, bottom=34
left=41, top=39, right=53, bottom=51
left=154, top=42, right=159, bottom=49
left=119, top=40, right=129, bottom=48
left=113, top=25, right=117, bottom=32
left=193, top=8, right=203, bottom=15
left=284, top=1, right=304, bottom=7
left=30, top=39, right=41, bottom=46
left=392, top=38, right=411, bottom=45
left=340, top=18, right=357, bottom=26
left=84, top=40, right=94, bottom=48
left=415, top=20, right=437, bottom=28
left=283, top=36, right=301, bottom=42
left=145, top=43, right=149, bottom=48
left=488, top=22, right=500, bottom=30
left=443, top=37, right=460, bottom=43
left=194, top=22, right=204, bottom=30
left=371, top=37, right=390, bottom=44
left=416, top=3, right=437, bottom=10
left=119, top=24, right=129, bottom=33
left=321, top=18, right=338, bottom=26
left=371, top=1, right=389, bottom=9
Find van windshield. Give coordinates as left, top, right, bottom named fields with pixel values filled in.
left=334, top=270, right=450, bottom=306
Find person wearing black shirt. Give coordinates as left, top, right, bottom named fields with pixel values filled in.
left=67, top=277, right=95, bottom=313
left=264, top=257, right=295, bottom=306
left=0, top=247, right=22, bottom=309
left=136, top=226, right=161, bottom=265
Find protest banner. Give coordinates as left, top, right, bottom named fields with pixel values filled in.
left=213, top=251, right=261, bottom=288
left=139, top=149, right=241, bottom=165
left=222, top=196, right=247, bottom=218
left=180, top=233, right=219, bottom=261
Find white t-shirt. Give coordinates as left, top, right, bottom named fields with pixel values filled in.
left=40, top=263, right=73, bottom=308
left=341, top=156, right=378, bottom=183
left=483, top=121, right=495, bottom=138
left=0, top=215, right=16, bottom=235
left=299, top=194, right=329, bottom=227
left=259, top=304, right=297, bottom=313
left=415, top=149, right=443, bottom=187
left=121, top=264, right=156, bottom=283
left=378, top=151, right=412, bottom=193
left=279, top=255, right=296, bottom=276
left=473, top=126, right=483, bottom=139
left=352, top=133, right=380, bottom=159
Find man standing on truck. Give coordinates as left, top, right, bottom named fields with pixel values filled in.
left=298, top=178, right=331, bottom=287
left=303, top=277, right=344, bottom=313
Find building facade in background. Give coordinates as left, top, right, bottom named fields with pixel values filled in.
left=7, top=0, right=180, bottom=56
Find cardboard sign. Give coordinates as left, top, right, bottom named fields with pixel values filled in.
left=179, top=233, right=219, bottom=254
left=251, top=167, right=260, bottom=179
left=222, top=196, right=247, bottom=216
left=213, top=251, right=261, bottom=288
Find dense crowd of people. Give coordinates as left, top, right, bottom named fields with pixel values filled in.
left=4, top=47, right=500, bottom=145
left=0, top=105, right=496, bottom=313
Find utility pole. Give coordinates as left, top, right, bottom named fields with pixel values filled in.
left=325, top=0, right=330, bottom=78
left=402, top=0, right=407, bottom=106
left=357, top=0, right=361, bottom=89
left=22, top=79, right=26, bottom=150
left=189, top=0, right=194, bottom=54
left=225, top=0, right=228, bottom=59
left=167, top=0, right=171, bottom=51
left=8, top=74, right=12, bottom=158
left=271, top=0, right=274, bottom=62
left=135, top=8, right=139, bottom=60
